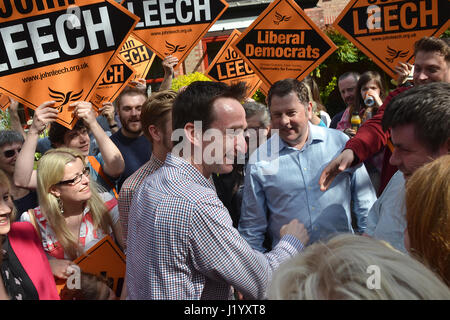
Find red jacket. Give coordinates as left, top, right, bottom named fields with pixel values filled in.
left=7, top=222, right=60, bottom=300
left=345, top=86, right=410, bottom=195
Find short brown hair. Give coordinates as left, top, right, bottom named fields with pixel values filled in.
left=115, top=86, right=147, bottom=110
left=414, top=36, right=450, bottom=63
left=140, top=90, right=177, bottom=142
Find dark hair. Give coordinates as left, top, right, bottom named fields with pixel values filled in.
left=382, top=82, right=450, bottom=153
left=48, top=120, right=88, bottom=148
left=267, top=78, right=310, bottom=108
left=414, top=37, right=450, bottom=63
left=349, top=71, right=386, bottom=122
left=141, top=90, right=177, bottom=142
left=115, top=85, right=147, bottom=110
left=172, top=81, right=247, bottom=146
left=0, top=130, right=24, bottom=148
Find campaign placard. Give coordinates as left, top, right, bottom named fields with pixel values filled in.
left=73, top=236, right=126, bottom=297
left=0, top=94, right=11, bottom=111
left=205, top=29, right=262, bottom=98
left=121, top=0, right=229, bottom=64
left=333, top=0, right=450, bottom=79
left=90, top=54, right=136, bottom=110
left=119, top=32, right=156, bottom=79
left=232, top=0, right=337, bottom=88
left=0, top=0, right=139, bottom=129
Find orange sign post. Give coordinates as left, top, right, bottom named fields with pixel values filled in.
left=205, top=30, right=262, bottom=98
left=90, top=55, right=136, bottom=110
left=0, top=0, right=139, bottom=129
left=119, top=33, right=156, bottom=79
left=333, top=0, right=450, bottom=79
left=232, top=0, right=337, bottom=88
left=121, top=0, right=229, bottom=64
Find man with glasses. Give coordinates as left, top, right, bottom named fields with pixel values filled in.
left=0, top=130, right=38, bottom=219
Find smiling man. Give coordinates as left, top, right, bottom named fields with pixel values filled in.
left=364, top=82, right=450, bottom=252
left=126, top=81, right=309, bottom=300
left=239, top=78, right=376, bottom=252
left=110, top=86, right=152, bottom=191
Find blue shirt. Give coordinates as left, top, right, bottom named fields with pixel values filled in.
left=239, top=124, right=377, bottom=252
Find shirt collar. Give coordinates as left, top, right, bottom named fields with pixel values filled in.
left=275, top=122, right=326, bottom=152
left=165, top=153, right=215, bottom=190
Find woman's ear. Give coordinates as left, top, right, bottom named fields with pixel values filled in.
left=49, top=186, right=61, bottom=199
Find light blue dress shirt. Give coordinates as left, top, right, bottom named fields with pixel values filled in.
left=239, top=124, right=377, bottom=252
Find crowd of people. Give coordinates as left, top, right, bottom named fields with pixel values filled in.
left=0, top=37, right=449, bottom=300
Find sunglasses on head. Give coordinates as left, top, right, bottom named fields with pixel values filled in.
left=3, top=148, right=21, bottom=158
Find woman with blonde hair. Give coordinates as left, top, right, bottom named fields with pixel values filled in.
left=1, top=169, right=59, bottom=300
left=268, top=234, right=450, bottom=299
left=20, top=147, right=123, bottom=279
left=405, top=155, right=450, bottom=286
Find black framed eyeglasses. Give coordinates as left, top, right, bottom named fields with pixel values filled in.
left=3, top=148, right=21, bottom=158
left=56, top=167, right=90, bottom=186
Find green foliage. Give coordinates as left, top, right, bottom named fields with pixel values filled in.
left=171, top=72, right=211, bottom=91
left=321, top=76, right=337, bottom=106
left=252, top=89, right=266, bottom=104
left=0, top=109, right=11, bottom=130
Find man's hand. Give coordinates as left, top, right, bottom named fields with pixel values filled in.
left=29, top=101, right=59, bottom=135
left=280, top=219, right=309, bottom=246
left=394, top=62, right=413, bottom=86
left=319, top=149, right=355, bottom=191
left=129, top=78, right=147, bottom=92
left=162, top=55, right=179, bottom=78
left=48, top=259, right=77, bottom=279
left=343, top=128, right=357, bottom=137
left=99, top=101, right=115, bottom=122
left=8, top=97, right=19, bottom=113
left=71, top=101, right=97, bottom=127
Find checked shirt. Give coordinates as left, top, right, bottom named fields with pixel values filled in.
left=126, top=153, right=304, bottom=300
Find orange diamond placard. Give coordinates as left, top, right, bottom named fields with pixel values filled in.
left=333, top=0, right=450, bottom=79
left=232, top=0, right=337, bottom=88
left=205, top=30, right=262, bottom=98
left=90, top=54, right=136, bottom=110
left=119, top=32, right=156, bottom=79
left=121, top=0, right=229, bottom=64
left=0, top=0, right=139, bottom=129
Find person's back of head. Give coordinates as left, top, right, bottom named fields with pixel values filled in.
left=140, top=90, right=177, bottom=143
left=405, top=155, right=450, bottom=286
left=382, top=82, right=450, bottom=153
left=268, top=234, right=450, bottom=300
left=60, top=272, right=116, bottom=300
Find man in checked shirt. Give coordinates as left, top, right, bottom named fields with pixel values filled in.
left=126, top=81, right=309, bottom=300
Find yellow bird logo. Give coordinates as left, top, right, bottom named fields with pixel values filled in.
left=274, top=12, right=291, bottom=25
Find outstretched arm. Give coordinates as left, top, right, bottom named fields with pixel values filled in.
left=8, top=98, right=26, bottom=139
left=14, top=101, right=58, bottom=189
left=71, top=101, right=124, bottom=178
left=159, top=55, right=178, bottom=91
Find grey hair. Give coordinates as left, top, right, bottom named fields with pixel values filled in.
left=242, top=101, right=270, bottom=128
left=0, top=130, right=24, bottom=148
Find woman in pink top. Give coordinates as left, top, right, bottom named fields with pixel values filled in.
left=20, top=147, right=123, bottom=280
left=1, top=169, right=59, bottom=300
